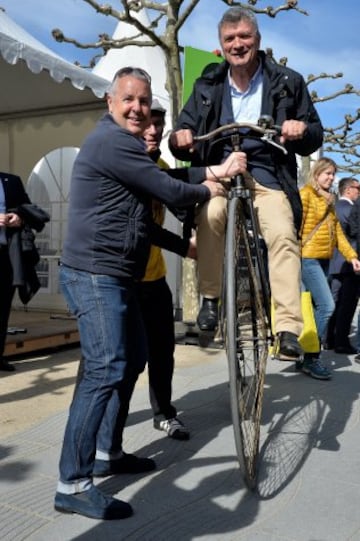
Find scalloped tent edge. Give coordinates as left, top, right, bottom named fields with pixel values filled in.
left=0, top=32, right=109, bottom=98
left=0, top=8, right=110, bottom=119
left=0, top=8, right=112, bottom=185
left=0, top=30, right=109, bottom=99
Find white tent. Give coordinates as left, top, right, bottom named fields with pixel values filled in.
left=0, top=8, right=111, bottom=311
left=92, top=8, right=169, bottom=104
left=0, top=8, right=110, bottom=181
left=0, top=8, right=109, bottom=115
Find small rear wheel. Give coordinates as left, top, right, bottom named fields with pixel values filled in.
left=222, top=196, right=270, bottom=489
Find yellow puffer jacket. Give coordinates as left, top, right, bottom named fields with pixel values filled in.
left=300, top=184, right=357, bottom=261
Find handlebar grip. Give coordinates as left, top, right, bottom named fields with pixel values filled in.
left=191, top=121, right=286, bottom=155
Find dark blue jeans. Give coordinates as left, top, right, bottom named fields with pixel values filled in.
left=57, top=265, right=147, bottom=493
left=301, top=258, right=335, bottom=346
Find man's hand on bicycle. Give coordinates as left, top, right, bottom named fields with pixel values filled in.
left=219, top=151, right=247, bottom=179
left=279, top=120, right=307, bottom=144
left=169, top=128, right=195, bottom=151
left=202, top=179, right=227, bottom=199
left=206, top=151, right=247, bottom=184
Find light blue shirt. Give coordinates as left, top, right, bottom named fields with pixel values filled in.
left=229, top=64, right=263, bottom=124
left=0, top=179, right=7, bottom=245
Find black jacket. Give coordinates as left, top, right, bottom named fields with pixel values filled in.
left=1, top=173, right=50, bottom=304
left=329, top=199, right=356, bottom=275
left=169, top=52, right=323, bottom=233
left=348, top=197, right=360, bottom=256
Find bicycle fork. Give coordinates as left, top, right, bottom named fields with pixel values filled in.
left=230, top=134, right=272, bottom=332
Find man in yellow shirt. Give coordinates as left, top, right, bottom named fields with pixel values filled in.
left=140, top=99, right=190, bottom=439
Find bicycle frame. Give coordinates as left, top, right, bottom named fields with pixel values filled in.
left=228, top=131, right=272, bottom=325
left=193, top=119, right=286, bottom=488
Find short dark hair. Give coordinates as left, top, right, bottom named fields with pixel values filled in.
left=338, top=177, right=359, bottom=195
left=218, top=7, right=260, bottom=40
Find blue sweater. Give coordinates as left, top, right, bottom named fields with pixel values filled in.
left=62, top=114, right=209, bottom=280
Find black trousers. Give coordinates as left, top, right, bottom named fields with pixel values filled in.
left=138, top=277, right=177, bottom=422
left=328, top=273, right=360, bottom=348
left=0, top=247, right=15, bottom=357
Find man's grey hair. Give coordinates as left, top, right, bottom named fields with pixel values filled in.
left=108, top=66, right=152, bottom=96
left=218, top=7, right=260, bottom=39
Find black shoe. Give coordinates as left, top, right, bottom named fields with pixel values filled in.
left=273, top=331, right=303, bottom=361
left=197, top=298, right=219, bottom=331
left=334, top=345, right=357, bottom=355
left=54, top=485, right=133, bottom=520
left=0, top=359, right=15, bottom=372
left=93, top=452, right=156, bottom=477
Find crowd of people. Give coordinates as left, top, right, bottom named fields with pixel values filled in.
left=2, top=4, right=360, bottom=523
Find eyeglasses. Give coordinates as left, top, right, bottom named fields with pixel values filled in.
left=350, top=185, right=360, bottom=190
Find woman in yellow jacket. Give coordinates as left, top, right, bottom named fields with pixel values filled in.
left=299, top=157, right=360, bottom=379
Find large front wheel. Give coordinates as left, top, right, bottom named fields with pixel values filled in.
left=222, top=196, right=270, bottom=489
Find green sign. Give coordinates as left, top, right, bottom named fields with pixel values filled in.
left=182, top=46, right=223, bottom=105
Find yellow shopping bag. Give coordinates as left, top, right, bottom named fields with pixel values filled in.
left=270, top=291, right=320, bottom=354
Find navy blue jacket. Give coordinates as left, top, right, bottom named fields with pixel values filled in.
left=61, top=114, right=210, bottom=280
left=329, top=199, right=356, bottom=275
left=349, top=198, right=360, bottom=256
left=169, top=51, right=323, bottom=233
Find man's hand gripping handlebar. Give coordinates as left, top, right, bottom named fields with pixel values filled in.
left=192, top=116, right=288, bottom=156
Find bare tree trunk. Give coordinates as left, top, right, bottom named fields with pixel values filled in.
left=181, top=259, right=199, bottom=323
left=298, top=155, right=311, bottom=188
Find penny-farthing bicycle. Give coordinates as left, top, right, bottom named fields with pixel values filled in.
left=194, top=117, right=287, bottom=489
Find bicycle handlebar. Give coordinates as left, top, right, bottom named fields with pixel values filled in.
left=192, top=120, right=287, bottom=155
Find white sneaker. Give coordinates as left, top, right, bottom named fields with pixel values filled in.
left=154, top=417, right=190, bottom=440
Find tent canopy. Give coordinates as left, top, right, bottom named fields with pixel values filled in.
left=0, top=8, right=110, bottom=119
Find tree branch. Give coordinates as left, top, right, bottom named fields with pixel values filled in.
left=50, top=0, right=360, bottom=173
left=219, top=0, right=308, bottom=18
